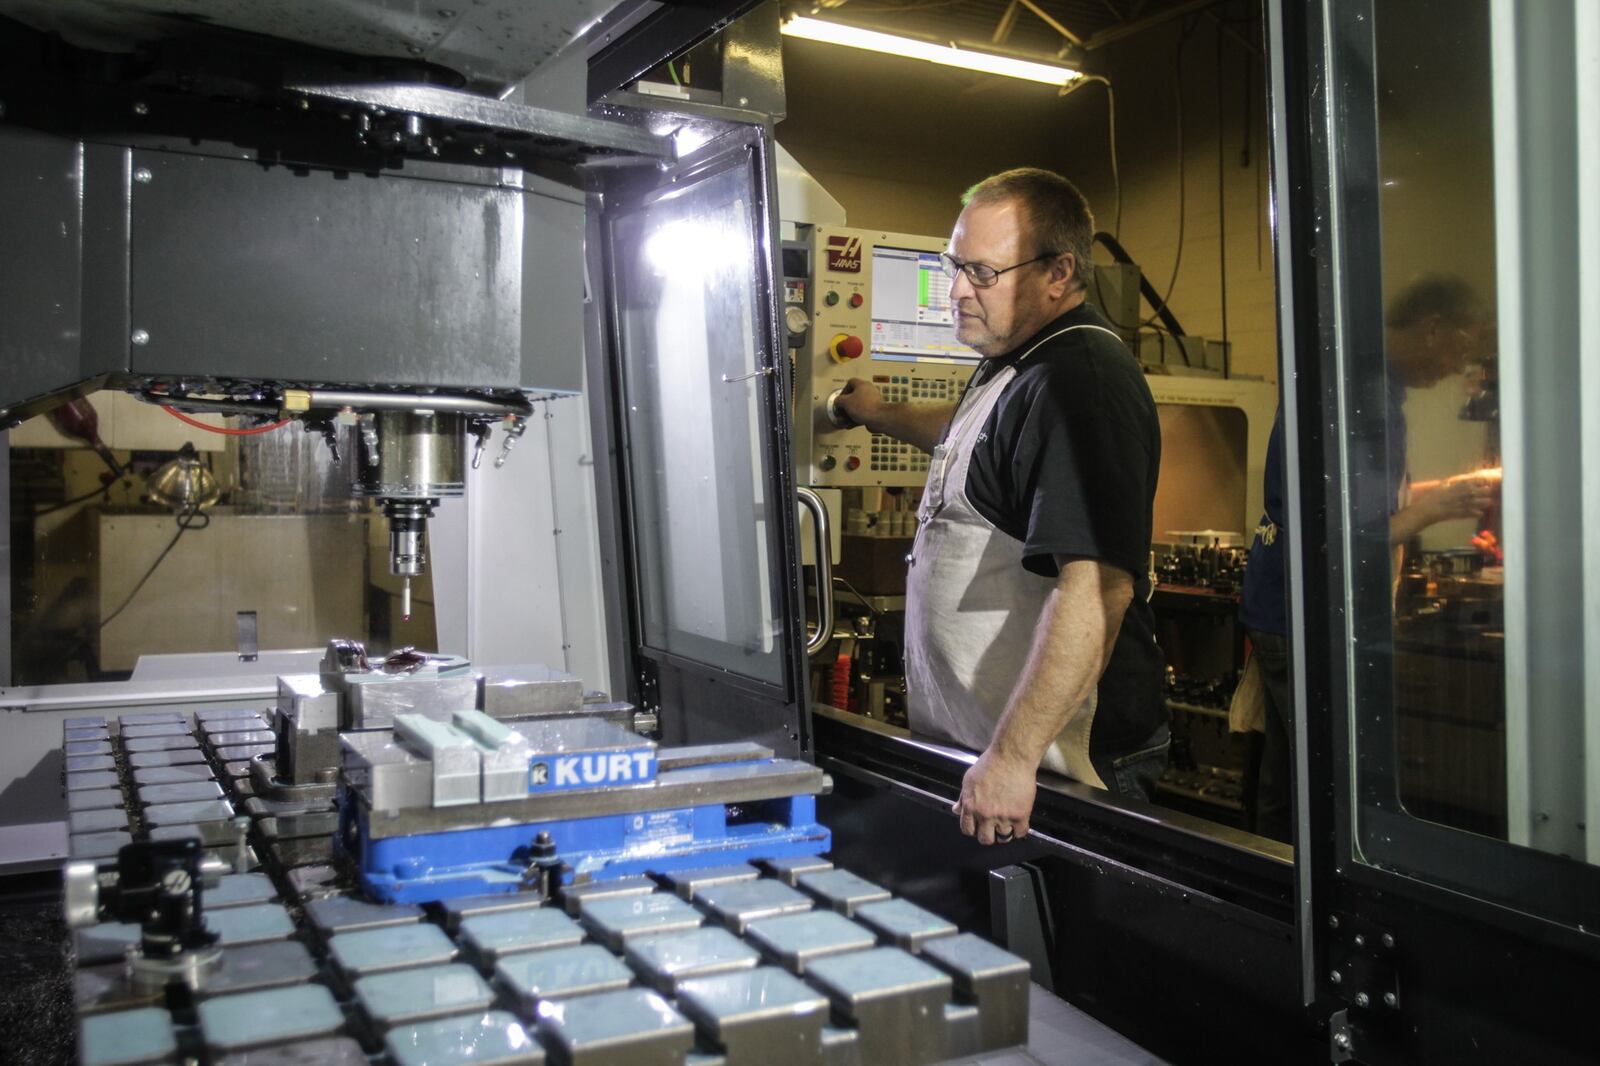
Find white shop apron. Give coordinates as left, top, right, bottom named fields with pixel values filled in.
left=904, top=324, right=1121, bottom=789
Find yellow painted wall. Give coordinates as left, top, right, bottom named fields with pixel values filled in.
left=777, top=14, right=1280, bottom=382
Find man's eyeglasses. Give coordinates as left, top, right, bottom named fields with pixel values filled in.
left=938, top=250, right=1060, bottom=288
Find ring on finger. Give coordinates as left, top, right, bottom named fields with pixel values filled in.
left=994, top=825, right=1014, bottom=843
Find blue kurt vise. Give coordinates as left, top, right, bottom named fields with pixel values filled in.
left=336, top=712, right=830, bottom=903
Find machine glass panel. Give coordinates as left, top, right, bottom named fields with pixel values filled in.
left=1332, top=0, right=1600, bottom=928
left=609, top=156, right=784, bottom=685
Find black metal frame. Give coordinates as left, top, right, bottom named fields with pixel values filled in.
left=811, top=710, right=1319, bottom=1065
left=1276, top=1, right=1600, bottom=1062
left=584, top=115, right=811, bottom=758
left=586, top=1, right=767, bottom=104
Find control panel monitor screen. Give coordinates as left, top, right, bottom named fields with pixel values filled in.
left=869, top=246, right=980, bottom=363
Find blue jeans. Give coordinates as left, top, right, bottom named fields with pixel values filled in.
left=1103, top=727, right=1171, bottom=802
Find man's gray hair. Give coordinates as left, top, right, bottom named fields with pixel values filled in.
left=963, top=168, right=1096, bottom=292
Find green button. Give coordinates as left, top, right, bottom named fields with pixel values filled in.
left=824, top=291, right=840, bottom=306
left=819, top=456, right=837, bottom=472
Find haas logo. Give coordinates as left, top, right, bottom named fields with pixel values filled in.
left=827, top=234, right=862, bottom=273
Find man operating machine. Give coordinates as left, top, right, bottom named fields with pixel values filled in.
left=832, top=169, right=1167, bottom=843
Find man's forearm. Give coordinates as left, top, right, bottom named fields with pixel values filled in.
left=867, top=402, right=956, bottom=454
left=1389, top=504, right=1429, bottom=545
left=989, top=560, right=1131, bottom=767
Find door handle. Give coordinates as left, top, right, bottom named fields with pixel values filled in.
left=797, top=487, right=834, bottom=658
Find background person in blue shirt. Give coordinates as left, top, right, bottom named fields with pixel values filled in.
left=1242, top=275, right=1493, bottom=843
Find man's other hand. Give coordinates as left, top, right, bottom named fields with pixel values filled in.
left=1421, top=475, right=1497, bottom=524
left=831, top=378, right=882, bottom=432
left=952, top=747, right=1037, bottom=845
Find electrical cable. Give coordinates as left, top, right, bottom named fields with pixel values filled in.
left=1060, top=75, right=1120, bottom=242
left=1087, top=19, right=1194, bottom=351
left=162, top=406, right=291, bottom=436
left=1105, top=80, right=1121, bottom=242
left=832, top=575, right=881, bottom=616
left=1144, top=16, right=1194, bottom=334
left=1215, top=20, right=1229, bottom=376
left=33, top=481, right=118, bottom=517
left=98, top=502, right=207, bottom=631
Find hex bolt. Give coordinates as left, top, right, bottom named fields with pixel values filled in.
left=130, top=329, right=150, bottom=346
left=1355, top=992, right=1370, bottom=1008
left=1328, top=915, right=1341, bottom=929
left=1383, top=992, right=1397, bottom=1008
left=134, top=167, right=153, bottom=184
left=1329, top=969, right=1342, bottom=985
left=1353, top=933, right=1366, bottom=948
left=1333, top=1032, right=1352, bottom=1052
left=1381, top=933, right=1395, bottom=949
left=132, top=101, right=149, bottom=115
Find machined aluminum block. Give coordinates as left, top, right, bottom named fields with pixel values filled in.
left=493, top=945, right=632, bottom=1013
left=623, top=926, right=761, bottom=994
left=198, top=985, right=345, bottom=1054
left=676, top=966, right=829, bottom=1066
left=386, top=1011, right=545, bottom=1066
left=354, top=963, right=495, bottom=1030
left=459, top=908, right=584, bottom=968
left=744, top=911, right=877, bottom=976
left=693, top=879, right=813, bottom=935
left=535, top=987, right=694, bottom=1066
left=579, top=893, right=703, bottom=951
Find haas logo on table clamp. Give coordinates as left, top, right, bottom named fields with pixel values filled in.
left=827, top=234, right=862, bottom=273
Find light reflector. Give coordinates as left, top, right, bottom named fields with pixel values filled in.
left=781, top=15, right=1080, bottom=87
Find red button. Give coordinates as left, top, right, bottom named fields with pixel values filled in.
left=845, top=455, right=861, bottom=471
left=849, top=293, right=864, bottom=308
left=829, top=333, right=865, bottom=361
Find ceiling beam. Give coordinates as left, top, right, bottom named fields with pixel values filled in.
left=992, top=0, right=1022, bottom=45
left=1015, top=0, right=1084, bottom=47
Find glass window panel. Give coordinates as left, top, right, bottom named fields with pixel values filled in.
left=609, top=159, right=784, bottom=685
left=1339, top=0, right=1600, bottom=922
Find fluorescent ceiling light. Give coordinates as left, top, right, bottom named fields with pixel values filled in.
left=781, top=15, right=1080, bottom=87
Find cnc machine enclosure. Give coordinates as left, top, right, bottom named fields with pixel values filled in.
left=0, top=129, right=587, bottom=421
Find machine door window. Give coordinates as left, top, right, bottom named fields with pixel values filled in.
left=605, top=142, right=787, bottom=688
left=1307, top=0, right=1600, bottom=936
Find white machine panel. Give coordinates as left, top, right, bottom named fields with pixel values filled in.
left=798, top=225, right=979, bottom=487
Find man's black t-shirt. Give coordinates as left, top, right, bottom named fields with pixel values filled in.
left=960, top=302, right=1167, bottom=761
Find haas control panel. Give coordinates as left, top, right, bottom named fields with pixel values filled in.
left=791, top=225, right=979, bottom=487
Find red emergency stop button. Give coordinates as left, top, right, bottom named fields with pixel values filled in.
left=845, top=455, right=861, bottom=471
left=848, top=293, right=864, bottom=308
left=829, top=333, right=865, bottom=362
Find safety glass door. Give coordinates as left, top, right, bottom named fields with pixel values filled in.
left=595, top=123, right=807, bottom=752
left=1274, top=0, right=1599, bottom=1062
